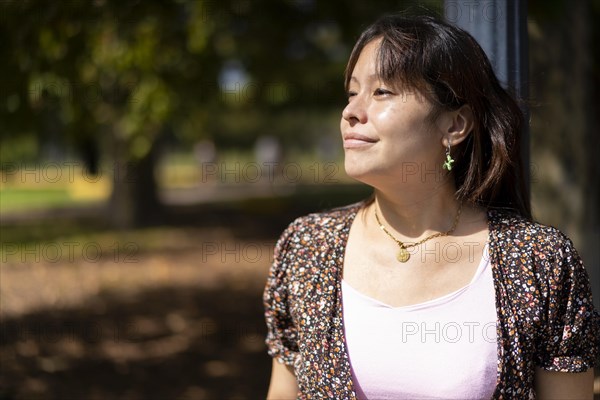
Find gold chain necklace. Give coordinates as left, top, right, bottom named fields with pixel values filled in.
left=374, top=202, right=463, bottom=263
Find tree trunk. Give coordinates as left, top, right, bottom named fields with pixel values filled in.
left=108, top=129, right=165, bottom=229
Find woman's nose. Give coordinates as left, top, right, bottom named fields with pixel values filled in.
left=342, top=96, right=367, bottom=125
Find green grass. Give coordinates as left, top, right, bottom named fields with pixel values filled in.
left=0, top=187, right=76, bottom=213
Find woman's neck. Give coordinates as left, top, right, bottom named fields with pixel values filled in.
left=372, top=185, right=463, bottom=239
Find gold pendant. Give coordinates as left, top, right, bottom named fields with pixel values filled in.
left=397, top=247, right=410, bottom=263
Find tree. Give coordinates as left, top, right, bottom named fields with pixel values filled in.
left=1, top=0, right=436, bottom=227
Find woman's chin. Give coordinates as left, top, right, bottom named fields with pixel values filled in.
left=343, top=163, right=376, bottom=185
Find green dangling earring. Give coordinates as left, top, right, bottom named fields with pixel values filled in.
left=443, top=141, right=455, bottom=171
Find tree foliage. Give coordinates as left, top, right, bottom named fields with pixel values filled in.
left=0, top=0, right=440, bottom=225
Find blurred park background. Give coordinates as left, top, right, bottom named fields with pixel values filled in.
left=1, top=0, right=599, bottom=398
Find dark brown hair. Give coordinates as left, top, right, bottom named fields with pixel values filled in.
left=345, top=14, right=531, bottom=219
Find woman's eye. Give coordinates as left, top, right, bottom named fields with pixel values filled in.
left=374, top=88, right=392, bottom=96
left=346, top=91, right=357, bottom=100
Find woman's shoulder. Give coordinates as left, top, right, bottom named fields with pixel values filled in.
left=488, top=207, right=574, bottom=250
left=272, top=200, right=365, bottom=253
left=487, top=208, right=585, bottom=277
left=284, top=200, right=365, bottom=234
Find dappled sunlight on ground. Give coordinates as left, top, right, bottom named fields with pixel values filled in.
left=0, top=228, right=274, bottom=399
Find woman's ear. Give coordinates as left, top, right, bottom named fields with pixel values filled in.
left=442, top=105, right=474, bottom=147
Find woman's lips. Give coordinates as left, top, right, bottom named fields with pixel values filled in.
left=343, top=133, right=378, bottom=149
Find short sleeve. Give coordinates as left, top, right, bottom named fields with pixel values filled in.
left=535, top=234, right=600, bottom=372
left=263, top=219, right=301, bottom=367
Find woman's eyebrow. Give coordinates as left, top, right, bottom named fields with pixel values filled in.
left=349, top=74, right=380, bottom=84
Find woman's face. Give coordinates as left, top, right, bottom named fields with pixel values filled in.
left=340, top=39, right=445, bottom=187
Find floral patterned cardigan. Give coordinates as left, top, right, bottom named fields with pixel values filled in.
left=263, top=202, right=600, bottom=399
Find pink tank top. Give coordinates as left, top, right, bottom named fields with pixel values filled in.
left=342, top=244, right=497, bottom=399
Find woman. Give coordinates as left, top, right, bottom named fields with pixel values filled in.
left=264, top=14, right=599, bottom=399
